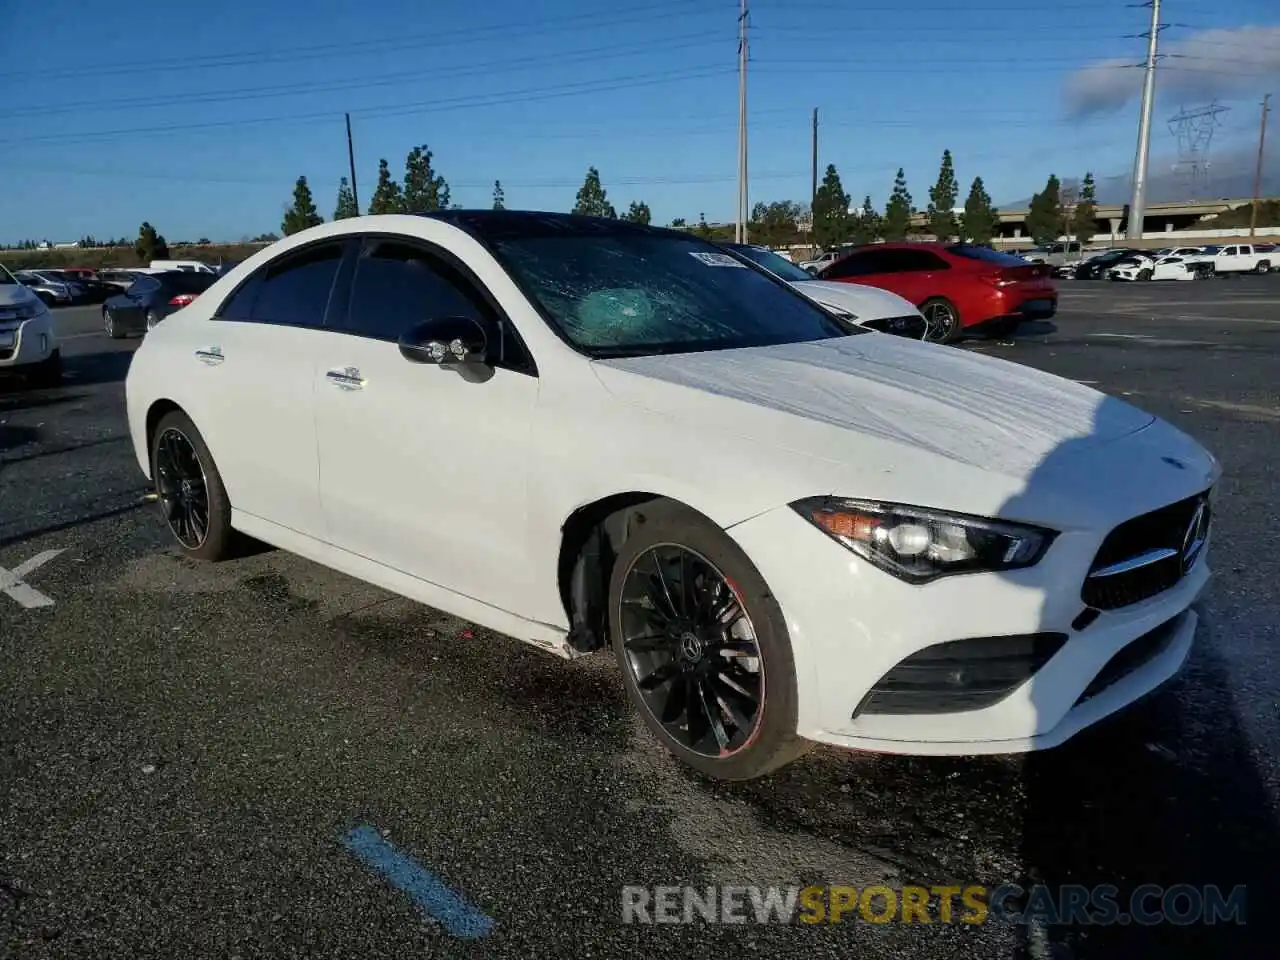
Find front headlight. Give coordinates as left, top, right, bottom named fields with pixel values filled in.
left=791, top=497, right=1057, bottom=583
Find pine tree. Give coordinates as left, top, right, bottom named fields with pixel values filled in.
left=927, top=150, right=959, bottom=241
left=334, top=177, right=358, bottom=220
left=623, top=201, right=652, bottom=225
left=883, top=168, right=913, bottom=241
left=1026, top=174, right=1062, bottom=246
left=572, top=167, right=616, bottom=218
left=281, top=176, right=324, bottom=236
left=1073, top=172, right=1097, bottom=247
left=134, top=222, right=169, bottom=262
left=368, top=159, right=405, bottom=215
left=851, top=195, right=881, bottom=245
left=812, top=164, right=851, bottom=250
left=670, top=217, right=687, bottom=228
left=492, top=180, right=505, bottom=210
left=960, top=177, right=1000, bottom=245
left=402, top=145, right=450, bottom=214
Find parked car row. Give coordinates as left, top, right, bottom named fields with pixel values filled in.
left=1062, top=243, right=1275, bottom=282
left=3, top=259, right=228, bottom=308
left=804, top=242, right=1057, bottom=342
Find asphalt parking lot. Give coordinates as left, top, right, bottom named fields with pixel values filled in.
left=2, top=278, right=1278, bottom=959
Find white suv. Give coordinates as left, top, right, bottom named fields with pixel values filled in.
left=0, top=263, right=61, bottom=386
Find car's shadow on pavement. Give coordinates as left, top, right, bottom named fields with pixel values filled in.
left=60, top=349, right=133, bottom=387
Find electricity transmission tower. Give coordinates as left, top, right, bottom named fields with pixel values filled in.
left=1168, top=102, right=1230, bottom=199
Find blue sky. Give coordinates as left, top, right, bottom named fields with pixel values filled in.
left=2, top=0, right=1277, bottom=244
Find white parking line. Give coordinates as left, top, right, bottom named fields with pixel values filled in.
left=0, top=549, right=65, bottom=609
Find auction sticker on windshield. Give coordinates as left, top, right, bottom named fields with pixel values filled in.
left=689, top=252, right=747, bottom=267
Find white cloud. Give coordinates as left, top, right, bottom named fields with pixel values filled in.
left=1063, top=25, right=1280, bottom=118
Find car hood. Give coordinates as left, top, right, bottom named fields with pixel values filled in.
left=789, top=280, right=920, bottom=320
left=0, top=284, right=40, bottom=308
left=593, top=334, right=1157, bottom=484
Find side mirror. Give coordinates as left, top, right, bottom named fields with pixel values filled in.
left=398, top=316, right=488, bottom=366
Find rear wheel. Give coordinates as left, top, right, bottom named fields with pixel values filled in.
left=919, top=297, right=962, bottom=343
left=609, top=502, right=808, bottom=781
left=1139, top=268, right=1154, bottom=281
left=103, top=308, right=125, bottom=339
left=1257, top=261, right=1271, bottom=275
left=149, top=411, right=235, bottom=562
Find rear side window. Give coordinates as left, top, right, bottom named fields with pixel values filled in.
left=342, top=239, right=491, bottom=341
left=945, top=244, right=1027, bottom=267
left=165, top=273, right=217, bottom=295
left=126, top=277, right=160, bottom=296
left=223, top=242, right=343, bottom=327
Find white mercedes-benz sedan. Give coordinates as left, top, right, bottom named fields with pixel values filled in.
left=125, top=212, right=1218, bottom=781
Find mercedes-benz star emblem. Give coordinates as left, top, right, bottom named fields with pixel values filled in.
left=1180, top=499, right=1209, bottom=574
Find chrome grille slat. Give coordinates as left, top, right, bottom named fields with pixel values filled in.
left=1082, top=492, right=1211, bottom=610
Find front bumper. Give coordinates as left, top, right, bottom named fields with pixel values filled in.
left=728, top=502, right=1209, bottom=755
left=0, top=312, right=57, bottom=369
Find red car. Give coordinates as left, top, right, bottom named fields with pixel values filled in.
left=818, top=242, right=1057, bottom=342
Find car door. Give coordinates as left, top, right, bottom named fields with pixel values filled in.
left=1218, top=246, right=1240, bottom=272
left=313, top=234, right=540, bottom=608
left=116, top=276, right=158, bottom=328
left=187, top=239, right=347, bottom=538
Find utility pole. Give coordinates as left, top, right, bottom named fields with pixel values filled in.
left=1126, top=0, right=1162, bottom=241
left=1250, top=93, right=1271, bottom=239
left=811, top=108, right=819, bottom=218
left=736, top=0, right=749, bottom=243
left=345, top=113, right=360, bottom=215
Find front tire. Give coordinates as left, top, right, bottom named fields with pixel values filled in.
left=608, top=502, right=808, bottom=781
left=149, top=410, right=235, bottom=561
left=1139, top=268, right=1154, bottom=281
left=919, top=297, right=962, bottom=344
left=1257, top=261, right=1271, bottom=275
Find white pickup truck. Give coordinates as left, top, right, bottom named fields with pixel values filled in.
left=1196, top=244, right=1273, bottom=276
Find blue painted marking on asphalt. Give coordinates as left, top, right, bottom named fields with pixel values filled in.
left=342, top=825, right=495, bottom=938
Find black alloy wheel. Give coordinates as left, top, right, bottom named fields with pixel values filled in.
left=154, top=427, right=210, bottom=550
left=920, top=297, right=961, bottom=343
left=618, top=543, right=766, bottom=758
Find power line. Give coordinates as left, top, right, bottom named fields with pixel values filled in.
left=0, top=32, right=728, bottom=120
left=0, top=0, right=709, bottom=82
left=0, top=67, right=736, bottom=147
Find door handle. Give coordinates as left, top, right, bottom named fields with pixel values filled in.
left=326, top=367, right=365, bottom=390
left=194, top=347, right=224, bottom=365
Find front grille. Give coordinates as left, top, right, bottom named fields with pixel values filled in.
left=1074, top=614, right=1183, bottom=705
left=862, top=315, right=927, bottom=338
left=1082, top=492, right=1210, bottom=610
left=855, top=633, right=1067, bottom=716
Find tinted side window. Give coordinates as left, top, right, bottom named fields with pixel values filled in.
left=896, top=250, right=950, bottom=271
left=165, top=273, right=217, bottom=295
left=343, top=240, right=491, bottom=341
left=127, top=277, right=160, bottom=297
left=251, top=243, right=344, bottom=327
left=823, top=253, right=873, bottom=279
